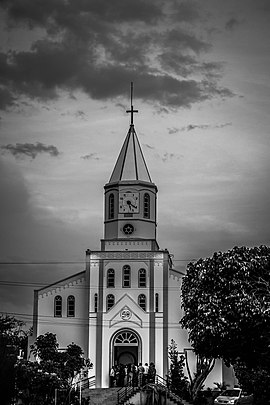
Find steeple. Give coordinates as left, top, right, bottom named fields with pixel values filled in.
left=103, top=83, right=158, bottom=247
left=109, top=126, right=152, bottom=183
left=109, top=83, right=152, bottom=184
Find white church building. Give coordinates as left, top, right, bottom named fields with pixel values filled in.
left=32, top=89, right=234, bottom=388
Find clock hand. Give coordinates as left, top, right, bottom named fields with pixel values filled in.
left=126, top=200, right=137, bottom=209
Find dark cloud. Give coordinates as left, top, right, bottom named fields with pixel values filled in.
left=61, top=110, right=87, bottom=120
left=158, top=52, right=197, bottom=77
left=143, top=144, right=155, bottom=150
left=1, top=0, right=163, bottom=30
left=168, top=127, right=180, bottom=135
left=169, top=122, right=232, bottom=132
left=1, top=142, right=60, bottom=159
left=162, top=28, right=210, bottom=54
left=225, top=17, right=241, bottom=31
left=155, top=106, right=170, bottom=115
left=74, top=110, right=86, bottom=119
left=155, top=152, right=182, bottom=162
left=0, top=0, right=233, bottom=110
left=169, top=0, right=199, bottom=22
left=81, top=153, right=100, bottom=160
left=0, top=86, right=16, bottom=110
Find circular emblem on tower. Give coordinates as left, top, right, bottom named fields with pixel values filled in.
left=121, top=309, right=132, bottom=320
left=123, top=223, right=134, bottom=235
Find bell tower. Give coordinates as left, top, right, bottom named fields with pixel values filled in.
left=102, top=83, right=158, bottom=251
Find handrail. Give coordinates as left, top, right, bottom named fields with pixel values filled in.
left=65, top=376, right=96, bottom=405
left=155, top=375, right=184, bottom=404
left=82, top=375, right=96, bottom=389
left=117, top=385, right=138, bottom=404
left=117, top=375, right=184, bottom=405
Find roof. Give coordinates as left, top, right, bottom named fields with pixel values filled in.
left=109, top=124, right=152, bottom=183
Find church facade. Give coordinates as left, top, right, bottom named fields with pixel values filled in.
left=32, top=96, right=234, bottom=388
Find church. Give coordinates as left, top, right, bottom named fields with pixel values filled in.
left=32, top=86, right=233, bottom=388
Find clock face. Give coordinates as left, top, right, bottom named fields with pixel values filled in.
left=119, top=192, right=139, bottom=213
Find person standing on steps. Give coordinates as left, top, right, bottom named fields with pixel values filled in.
left=137, top=363, right=145, bottom=388
left=143, top=363, right=149, bottom=385
left=148, top=362, right=156, bottom=384
left=109, top=366, right=116, bottom=387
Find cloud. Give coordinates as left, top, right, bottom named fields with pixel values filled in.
left=143, top=143, right=155, bottom=150
left=155, top=152, right=182, bottom=162
left=61, top=110, right=87, bottom=120
left=168, top=123, right=232, bottom=133
left=168, top=127, right=180, bottom=135
left=1, top=0, right=163, bottom=28
left=1, top=142, right=61, bottom=159
left=0, top=0, right=233, bottom=110
left=162, top=28, right=210, bottom=54
left=74, top=110, right=86, bottom=119
left=225, top=18, right=241, bottom=31
left=169, top=1, right=199, bottom=23
left=81, top=153, right=100, bottom=160
left=0, top=85, right=16, bottom=110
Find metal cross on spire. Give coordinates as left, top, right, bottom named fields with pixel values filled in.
left=126, top=82, right=138, bottom=126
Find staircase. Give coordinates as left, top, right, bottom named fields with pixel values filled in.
left=79, top=375, right=194, bottom=405
left=82, top=387, right=119, bottom=405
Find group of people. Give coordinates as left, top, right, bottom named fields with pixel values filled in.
left=109, top=362, right=156, bottom=388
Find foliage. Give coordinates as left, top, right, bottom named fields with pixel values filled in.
left=185, top=354, right=215, bottom=403
left=180, top=245, right=270, bottom=404
left=234, top=361, right=270, bottom=405
left=16, top=332, right=92, bottom=405
left=168, top=339, right=189, bottom=399
left=180, top=245, right=270, bottom=368
left=0, top=314, right=28, bottom=405
left=213, top=381, right=229, bottom=391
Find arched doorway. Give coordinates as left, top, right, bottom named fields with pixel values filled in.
left=111, top=329, right=141, bottom=367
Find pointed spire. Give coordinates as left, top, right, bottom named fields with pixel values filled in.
left=109, top=83, right=152, bottom=183
left=109, top=126, right=152, bottom=183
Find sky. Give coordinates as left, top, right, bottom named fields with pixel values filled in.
left=0, top=0, right=270, bottom=326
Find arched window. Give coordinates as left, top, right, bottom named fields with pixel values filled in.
left=138, top=294, right=146, bottom=311
left=138, top=268, right=147, bottom=288
left=94, top=293, right=98, bottom=313
left=54, top=295, right=62, bottom=317
left=109, top=194, right=114, bottom=219
left=107, top=268, right=115, bottom=288
left=67, top=295, right=75, bottom=317
left=155, top=293, right=159, bottom=312
left=122, top=265, right=131, bottom=288
left=143, top=193, right=150, bottom=218
left=115, top=331, right=138, bottom=345
left=107, top=294, right=115, bottom=310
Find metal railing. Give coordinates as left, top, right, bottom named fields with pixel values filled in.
left=116, top=375, right=184, bottom=405
left=155, top=375, right=184, bottom=404
left=67, top=375, right=96, bottom=404
left=117, top=385, right=139, bottom=404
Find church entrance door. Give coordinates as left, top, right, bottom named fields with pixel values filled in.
left=112, top=329, right=141, bottom=366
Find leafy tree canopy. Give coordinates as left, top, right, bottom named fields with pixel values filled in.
left=180, top=245, right=270, bottom=368
left=0, top=314, right=28, bottom=405
left=16, top=332, right=92, bottom=405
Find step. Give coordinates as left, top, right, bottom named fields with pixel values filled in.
left=82, top=388, right=119, bottom=405
left=123, top=390, right=186, bottom=405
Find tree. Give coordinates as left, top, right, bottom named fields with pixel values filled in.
left=168, top=339, right=189, bottom=400
left=16, top=332, right=92, bottom=405
left=233, top=361, right=270, bottom=405
left=184, top=353, right=215, bottom=403
left=0, top=314, right=28, bottom=405
left=180, top=245, right=270, bottom=403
